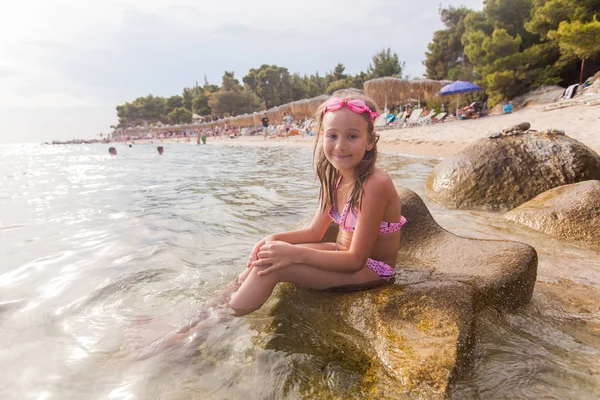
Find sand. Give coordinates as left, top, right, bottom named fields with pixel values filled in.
left=134, top=104, right=600, bottom=159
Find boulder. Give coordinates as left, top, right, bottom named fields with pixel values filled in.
left=259, top=188, right=537, bottom=397
left=505, top=180, right=600, bottom=248
left=425, top=127, right=600, bottom=210
left=259, top=281, right=475, bottom=398
left=323, top=187, right=537, bottom=310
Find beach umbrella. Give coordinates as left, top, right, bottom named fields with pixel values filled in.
left=440, top=81, right=482, bottom=111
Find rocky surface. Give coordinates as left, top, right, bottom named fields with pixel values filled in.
left=425, top=125, right=600, bottom=210
left=506, top=180, right=600, bottom=248
left=258, top=281, right=475, bottom=398
left=260, top=187, right=538, bottom=397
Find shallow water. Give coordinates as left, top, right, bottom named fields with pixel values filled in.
left=1, top=143, right=598, bottom=399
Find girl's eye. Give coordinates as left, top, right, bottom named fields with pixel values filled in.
left=326, top=134, right=337, bottom=139
left=349, top=135, right=358, bottom=139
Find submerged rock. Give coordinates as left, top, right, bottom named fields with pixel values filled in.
left=426, top=130, right=600, bottom=210
left=261, top=281, right=475, bottom=398
left=258, top=187, right=537, bottom=398
left=506, top=180, right=600, bottom=248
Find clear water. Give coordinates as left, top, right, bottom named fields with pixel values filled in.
left=1, top=143, right=599, bottom=399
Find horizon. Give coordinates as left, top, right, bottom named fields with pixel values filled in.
left=0, top=0, right=484, bottom=144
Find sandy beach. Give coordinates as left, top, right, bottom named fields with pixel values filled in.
left=136, top=104, right=600, bottom=158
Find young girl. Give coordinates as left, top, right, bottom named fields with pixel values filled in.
left=229, top=91, right=406, bottom=316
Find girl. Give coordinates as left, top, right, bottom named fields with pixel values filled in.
left=229, top=91, right=406, bottom=316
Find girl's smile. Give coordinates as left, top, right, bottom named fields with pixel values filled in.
left=321, top=108, right=373, bottom=173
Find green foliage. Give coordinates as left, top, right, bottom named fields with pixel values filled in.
left=166, top=95, right=183, bottom=113
left=115, top=50, right=407, bottom=127
left=168, top=107, right=192, bottom=124
left=333, top=63, right=346, bottom=80
left=367, top=48, right=403, bottom=78
left=243, top=65, right=294, bottom=109
left=208, top=90, right=261, bottom=117
left=221, top=71, right=242, bottom=92
left=548, top=17, right=600, bottom=61
left=423, top=0, right=600, bottom=105
left=424, top=6, right=473, bottom=80
left=192, top=94, right=211, bottom=116
left=325, top=79, right=355, bottom=95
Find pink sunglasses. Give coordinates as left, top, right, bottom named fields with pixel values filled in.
left=322, top=97, right=380, bottom=122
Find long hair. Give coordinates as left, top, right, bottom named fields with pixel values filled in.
left=312, top=90, right=380, bottom=212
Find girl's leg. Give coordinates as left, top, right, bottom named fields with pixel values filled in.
left=229, top=261, right=384, bottom=316
left=235, top=242, right=337, bottom=286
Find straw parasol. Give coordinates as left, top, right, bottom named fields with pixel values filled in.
left=277, top=103, right=292, bottom=118
left=364, top=77, right=452, bottom=109
left=252, top=112, right=261, bottom=126
left=266, top=106, right=282, bottom=123
left=290, top=100, right=309, bottom=119
left=306, top=94, right=330, bottom=115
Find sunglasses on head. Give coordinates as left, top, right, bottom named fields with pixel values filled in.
left=322, top=97, right=380, bottom=122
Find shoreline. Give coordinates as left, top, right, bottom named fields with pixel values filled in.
left=128, top=104, right=600, bottom=158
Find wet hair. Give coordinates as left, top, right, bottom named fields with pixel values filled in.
left=157, top=146, right=164, bottom=153
left=313, top=90, right=380, bottom=212
left=108, top=147, right=117, bottom=155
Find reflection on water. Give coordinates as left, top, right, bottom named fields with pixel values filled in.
left=0, top=143, right=599, bottom=399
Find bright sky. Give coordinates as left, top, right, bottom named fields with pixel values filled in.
left=0, top=0, right=483, bottom=143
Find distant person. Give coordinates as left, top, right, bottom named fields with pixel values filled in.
left=201, top=133, right=207, bottom=144
left=108, top=147, right=117, bottom=156
left=157, top=146, right=164, bottom=155
left=128, top=144, right=132, bottom=148
left=283, top=112, right=292, bottom=134
left=261, top=114, right=269, bottom=140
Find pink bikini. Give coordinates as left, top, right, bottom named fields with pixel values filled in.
left=328, top=190, right=406, bottom=282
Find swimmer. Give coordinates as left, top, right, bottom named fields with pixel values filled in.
left=157, top=146, right=164, bottom=155
left=108, top=147, right=117, bottom=156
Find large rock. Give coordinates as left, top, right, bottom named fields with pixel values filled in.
left=425, top=128, right=600, bottom=210
left=258, top=281, right=475, bottom=399
left=506, top=180, right=600, bottom=248
left=258, top=187, right=537, bottom=398
left=396, top=187, right=537, bottom=310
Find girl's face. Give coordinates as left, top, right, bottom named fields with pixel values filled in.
left=322, top=107, right=373, bottom=174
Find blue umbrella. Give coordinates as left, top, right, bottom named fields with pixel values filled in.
left=440, top=81, right=482, bottom=95
left=440, top=81, right=482, bottom=112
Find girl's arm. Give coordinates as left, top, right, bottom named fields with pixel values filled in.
left=247, top=206, right=331, bottom=267
left=255, top=175, right=391, bottom=274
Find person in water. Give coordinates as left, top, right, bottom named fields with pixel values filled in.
left=108, top=147, right=117, bottom=156
left=157, top=146, right=164, bottom=155
left=229, top=91, right=405, bottom=316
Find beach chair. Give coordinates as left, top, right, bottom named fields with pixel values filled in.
left=432, top=112, right=447, bottom=122
left=374, top=115, right=388, bottom=130
left=388, top=112, right=406, bottom=128
left=418, top=112, right=437, bottom=126
left=403, top=109, right=423, bottom=128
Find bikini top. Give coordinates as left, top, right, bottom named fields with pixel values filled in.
left=328, top=180, right=407, bottom=234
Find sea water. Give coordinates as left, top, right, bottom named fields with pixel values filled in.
left=1, top=143, right=599, bottom=399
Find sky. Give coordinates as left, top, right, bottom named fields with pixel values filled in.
left=0, top=0, right=483, bottom=143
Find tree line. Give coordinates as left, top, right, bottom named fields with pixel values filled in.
left=115, top=49, right=404, bottom=126
left=424, top=0, right=600, bottom=105
left=116, top=0, right=600, bottom=127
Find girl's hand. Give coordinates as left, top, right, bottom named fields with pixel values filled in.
left=247, top=235, right=275, bottom=267
left=253, top=241, right=298, bottom=275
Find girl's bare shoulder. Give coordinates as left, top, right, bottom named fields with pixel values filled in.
left=365, top=167, right=395, bottom=191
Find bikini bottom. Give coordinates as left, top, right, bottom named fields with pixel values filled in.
left=365, top=258, right=395, bottom=282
